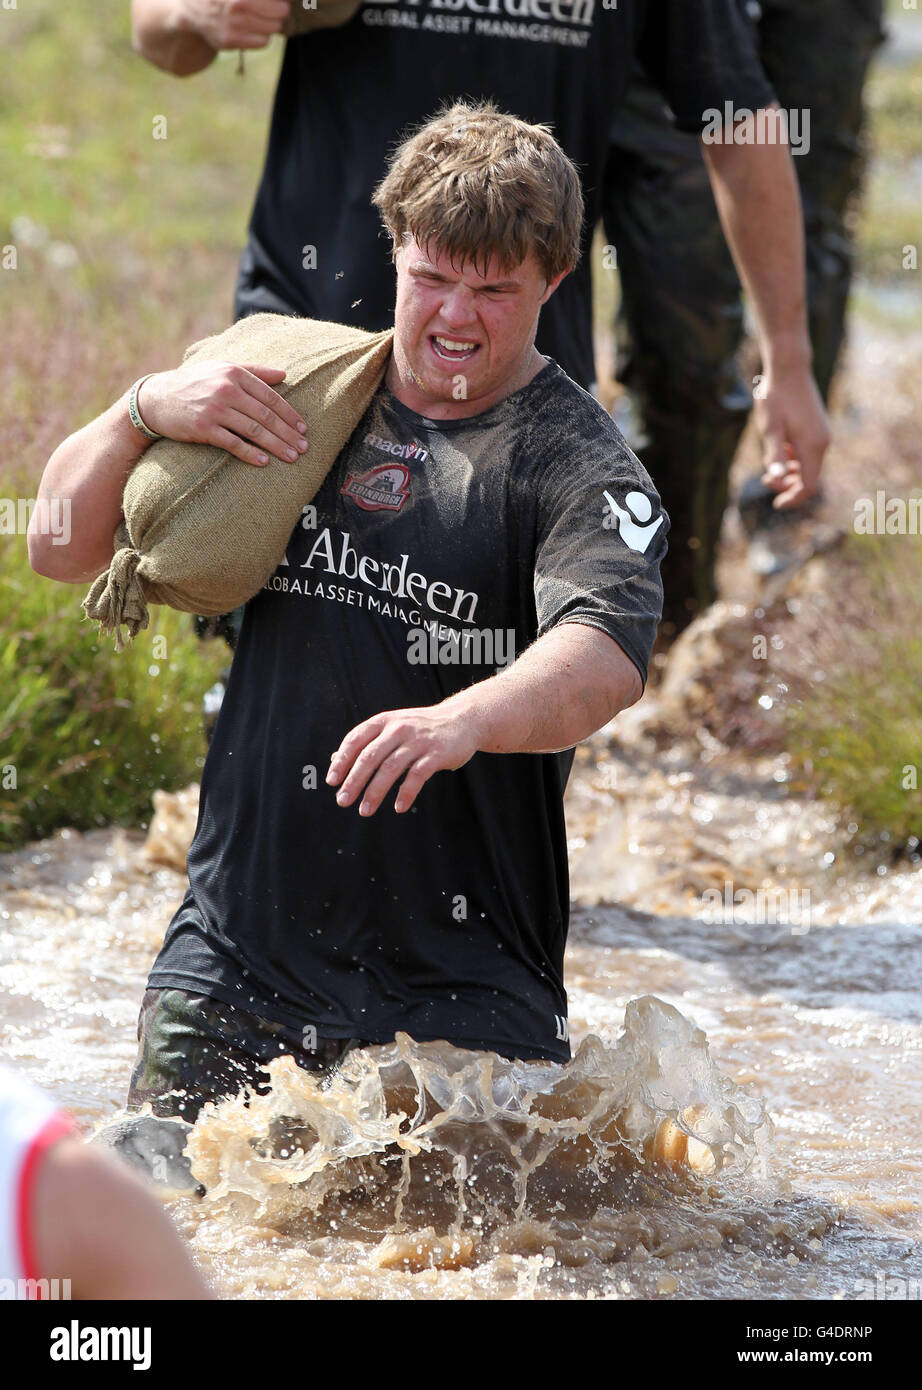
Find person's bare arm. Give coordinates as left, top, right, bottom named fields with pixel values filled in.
left=130, top=0, right=291, bottom=75
left=27, top=363, right=308, bottom=584
left=27, top=389, right=152, bottom=585
left=701, top=105, right=832, bottom=508
left=32, top=1138, right=213, bottom=1299
left=326, top=622, right=642, bottom=816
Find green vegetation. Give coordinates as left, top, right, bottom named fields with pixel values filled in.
left=0, top=501, right=225, bottom=849
left=1, top=5, right=279, bottom=266
left=857, top=46, right=922, bottom=284
left=784, top=534, right=922, bottom=849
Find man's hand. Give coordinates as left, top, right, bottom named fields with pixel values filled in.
left=325, top=625, right=642, bottom=816
left=136, top=362, right=308, bottom=465
left=326, top=706, right=483, bottom=816
left=753, top=362, right=831, bottom=509
left=178, top=0, right=291, bottom=51
left=29, top=357, right=308, bottom=585
left=130, top=0, right=290, bottom=73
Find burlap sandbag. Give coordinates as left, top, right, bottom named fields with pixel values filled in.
left=83, top=314, right=393, bottom=651
left=281, top=0, right=362, bottom=36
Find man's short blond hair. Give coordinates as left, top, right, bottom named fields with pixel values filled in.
left=371, top=100, right=584, bottom=284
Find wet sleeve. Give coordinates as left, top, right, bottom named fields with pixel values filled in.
left=638, top=0, right=777, bottom=134
left=532, top=428, right=668, bottom=690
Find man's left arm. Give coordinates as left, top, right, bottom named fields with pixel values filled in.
left=326, top=622, right=640, bottom=817
left=701, top=113, right=832, bottom=508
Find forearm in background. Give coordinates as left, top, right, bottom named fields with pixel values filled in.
left=702, top=111, right=813, bottom=371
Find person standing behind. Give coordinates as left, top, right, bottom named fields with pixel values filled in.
left=603, top=0, right=885, bottom=634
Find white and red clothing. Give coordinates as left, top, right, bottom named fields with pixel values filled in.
left=0, top=1064, right=75, bottom=1296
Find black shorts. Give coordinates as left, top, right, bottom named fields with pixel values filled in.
left=127, top=987, right=370, bottom=1122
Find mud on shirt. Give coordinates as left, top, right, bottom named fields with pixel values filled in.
left=149, top=361, right=668, bottom=1062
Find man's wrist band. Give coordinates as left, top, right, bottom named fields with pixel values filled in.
left=127, top=375, right=163, bottom=441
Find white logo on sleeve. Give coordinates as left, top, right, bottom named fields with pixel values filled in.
left=603, top=489, right=664, bottom=554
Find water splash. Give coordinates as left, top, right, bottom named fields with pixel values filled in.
left=183, top=996, right=775, bottom=1270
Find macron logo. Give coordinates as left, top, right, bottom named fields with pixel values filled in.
left=603, top=489, right=664, bottom=554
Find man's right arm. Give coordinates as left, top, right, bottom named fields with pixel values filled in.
left=27, top=388, right=153, bottom=585
left=27, top=362, right=308, bottom=584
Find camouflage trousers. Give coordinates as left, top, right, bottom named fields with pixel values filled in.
left=603, top=0, right=885, bottom=632
left=127, top=987, right=369, bottom=1123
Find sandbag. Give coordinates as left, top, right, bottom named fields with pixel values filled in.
left=281, top=0, right=363, bottom=36
left=83, top=314, right=393, bottom=651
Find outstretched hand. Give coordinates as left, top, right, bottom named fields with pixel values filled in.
left=326, top=706, right=484, bottom=816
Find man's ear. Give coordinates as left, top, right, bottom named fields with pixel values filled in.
left=540, top=267, right=570, bottom=306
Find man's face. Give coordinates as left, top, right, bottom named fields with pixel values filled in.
left=389, top=236, right=566, bottom=417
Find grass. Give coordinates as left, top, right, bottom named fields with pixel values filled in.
left=1, top=8, right=279, bottom=262
left=853, top=12, right=922, bottom=297
left=0, top=501, right=225, bottom=850
left=783, top=534, right=922, bottom=849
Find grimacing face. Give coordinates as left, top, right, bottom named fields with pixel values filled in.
left=388, top=236, right=567, bottom=419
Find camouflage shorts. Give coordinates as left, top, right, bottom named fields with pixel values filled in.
left=127, top=987, right=369, bottom=1122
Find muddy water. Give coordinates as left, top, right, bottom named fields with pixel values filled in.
left=1, top=715, right=920, bottom=1300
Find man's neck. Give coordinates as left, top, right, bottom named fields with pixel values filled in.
left=385, top=346, right=548, bottom=421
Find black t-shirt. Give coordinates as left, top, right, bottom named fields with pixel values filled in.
left=148, top=360, right=668, bottom=1062
left=235, top=0, right=775, bottom=389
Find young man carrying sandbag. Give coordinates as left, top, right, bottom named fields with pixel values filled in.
left=29, top=103, right=668, bottom=1168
